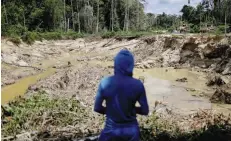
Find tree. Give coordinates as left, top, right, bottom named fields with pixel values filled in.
left=96, top=0, right=100, bottom=33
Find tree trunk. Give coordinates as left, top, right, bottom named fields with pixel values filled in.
left=3, top=4, right=8, bottom=24
left=124, top=0, right=128, bottom=31
left=126, top=0, right=129, bottom=32
left=64, top=0, right=66, bottom=32
left=78, top=12, right=81, bottom=33
left=76, top=0, right=81, bottom=33
left=111, top=0, right=114, bottom=31
left=96, top=0, right=99, bottom=33
left=225, top=9, right=227, bottom=35
left=67, top=18, right=70, bottom=31
left=23, top=9, right=26, bottom=29
left=137, top=0, right=140, bottom=30
left=71, top=0, right=75, bottom=30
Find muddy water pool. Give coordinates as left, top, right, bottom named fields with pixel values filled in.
left=1, top=68, right=56, bottom=104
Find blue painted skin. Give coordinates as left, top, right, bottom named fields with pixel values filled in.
left=94, top=49, right=149, bottom=141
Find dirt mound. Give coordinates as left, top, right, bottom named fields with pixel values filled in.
left=210, top=89, right=231, bottom=104
left=33, top=65, right=112, bottom=107
left=176, top=77, right=188, bottom=82
left=214, top=47, right=231, bottom=74
left=206, top=75, right=226, bottom=86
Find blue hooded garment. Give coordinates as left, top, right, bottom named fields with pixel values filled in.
left=94, top=49, right=149, bottom=141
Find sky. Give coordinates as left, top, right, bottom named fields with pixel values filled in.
left=144, top=0, right=202, bottom=15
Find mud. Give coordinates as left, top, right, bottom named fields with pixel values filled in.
left=1, top=35, right=231, bottom=140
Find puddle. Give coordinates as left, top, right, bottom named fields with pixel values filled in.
left=1, top=68, right=56, bottom=104
left=135, top=68, right=231, bottom=115
left=142, top=73, right=212, bottom=115
left=145, top=68, right=211, bottom=95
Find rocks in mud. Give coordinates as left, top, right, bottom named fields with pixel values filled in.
left=4, top=79, right=16, bottom=85
left=176, top=77, right=188, bottom=82
left=136, top=60, right=155, bottom=69
left=18, top=60, right=29, bottom=66
left=28, top=84, right=39, bottom=91
left=206, top=76, right=226, bottom=87
left=143, top=37, right=156, bottom=44
left=107, top=65, right=114, bottom=69
left=210, top=89, right=231, bottom=104
left=68, top=61, right=71, bottom=66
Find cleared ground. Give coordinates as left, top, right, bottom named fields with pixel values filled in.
left=1, top=35, right=231, bottom=140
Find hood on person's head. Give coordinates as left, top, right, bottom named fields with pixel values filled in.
left=114, top=49, right=134, bottom=76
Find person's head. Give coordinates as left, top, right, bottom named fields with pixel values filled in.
left=114, top=49, right=134, bottom=76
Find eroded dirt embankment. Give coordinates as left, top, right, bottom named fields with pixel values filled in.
left=1, top=35, right=231, bottom=140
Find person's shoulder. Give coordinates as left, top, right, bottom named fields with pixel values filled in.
left=100, top=75, right=113, bottom=82
left=100, top=76, right=113, bottom=88
left=131, top=77, right=143, bottom=86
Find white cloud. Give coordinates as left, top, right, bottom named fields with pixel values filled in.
left=144, top=0, right=201, bottom=14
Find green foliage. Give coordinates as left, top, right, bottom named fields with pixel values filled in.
left=1, top=0, right=147, bottom=35
left=190, top=25, right=200, bottom=33
left=213, top=25, right=230, bottom=35
left=101, top=31, right=116, bottom=38
left=40, top=32, right=62, bottom=40
left=217, top=25, right=229, bottom=33
left=20, top=32, right=84, bottom=44
left=179, top=0, right=231, bottom=34
left=2, top=24, right=27, bottom=37
left=139, top=112, right=231, bottom=141
left=101, top=31, right=155, bottom=39
left=168, top=27, right=175, bottom=33
left=1, top=91, right=87, bottom=136
left=2, top=93, right=231, bottom=140
left=21, top=32, right=41, bottom=45
left=63, top=32, right=84, bottom=39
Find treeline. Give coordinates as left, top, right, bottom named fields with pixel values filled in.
left=180, top=0, right=231, bottom=33
left=146, top=0, right=231, bottom=33
left=1, top=0, right=147, bottom=36
left=1, top=0, right=231, bottom=39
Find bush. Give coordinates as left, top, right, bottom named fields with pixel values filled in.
left=40, top=32, right=62, bottom=40
left=190, top=25, right=200, bottom=33
left=101, top=31, right=116, bottom=38
left=215, top=25, right=230, bottom=35
left=1, top=91, right=88, bottom=136
left=21, top=32, right=42, bottom=45
left=63, top=32, right=84, bottom=39
left=168, top=27, right=175, bottom=33
left=2, top=24, right=27, bottom=37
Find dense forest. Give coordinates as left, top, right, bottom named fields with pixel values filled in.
left=1, top=0, right=231, bottom=38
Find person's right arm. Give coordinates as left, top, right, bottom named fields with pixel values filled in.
left=136, top=82, right=149, bottom=115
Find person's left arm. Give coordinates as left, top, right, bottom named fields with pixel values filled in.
left=94, top=81, right=106, bottom=114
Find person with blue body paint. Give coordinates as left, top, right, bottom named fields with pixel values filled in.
left=94, top=49, right=149, bottom=141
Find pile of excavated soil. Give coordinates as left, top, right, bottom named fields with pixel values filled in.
left=133, top=35, right=231, bottom=75
left=210, top=81, right=231, bottom=104
left=31, top=64, right=112, bottom=107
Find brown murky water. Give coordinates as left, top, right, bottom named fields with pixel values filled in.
left=1, top=68, right=56, bottom=104
left=134, top=68, right=212, bottom=115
